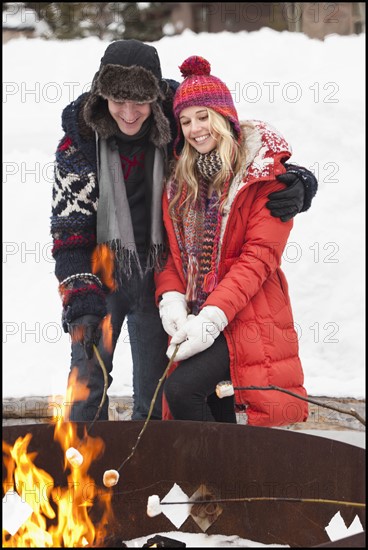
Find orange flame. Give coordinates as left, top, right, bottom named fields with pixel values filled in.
left=101, top=314, right=113, bottom=354
left=92, top=244, right=117, bottom=292
left=3, top=372, right=115, bottom=547
left=2, top=422, right=115, bottom=547
left=69, top=324, right=84, bottom=345
left=51, top=368, right=90, bottom=423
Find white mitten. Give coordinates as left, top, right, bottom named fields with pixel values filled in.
left=159, top=291, right=188, bottom=337
left=167, top=306, right=228, bottom=361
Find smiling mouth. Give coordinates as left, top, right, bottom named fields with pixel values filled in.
left=194, top=134, right=210, bottom=143
left=121, top=117, right=139, bottom=125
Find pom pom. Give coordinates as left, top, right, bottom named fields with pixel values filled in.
left=66, top=447, right=84, bottom=468
left=216, top=381, right=234, bottom=399
left=103, top=469, right=120, bottom=487
left=179, top=56, right=211, bottom=78
left=147, top=495, right=162, bottom=517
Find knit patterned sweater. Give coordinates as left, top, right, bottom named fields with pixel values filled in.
left=51, top=88, right=177, bottom=331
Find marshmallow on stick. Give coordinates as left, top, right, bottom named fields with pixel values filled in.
left=216, top=381, right=235, bottom=398
left=103, top=469, right=120, bottom=487
left=147, top=495, right=162, bottom=517
left=66, top=447, right=84, bottom=468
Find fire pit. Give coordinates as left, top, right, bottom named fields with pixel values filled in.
left=2, top=421, right=365, bottom=547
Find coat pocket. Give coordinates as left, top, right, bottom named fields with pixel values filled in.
left=275, top=268, right=289, bottom=304
left=261, top=270, right=289, bottom=316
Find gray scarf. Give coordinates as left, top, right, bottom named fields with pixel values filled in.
left=96, top=135, right=166, bottom=284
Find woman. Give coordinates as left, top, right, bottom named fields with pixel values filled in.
left=156, top=56, right=308, bottom=426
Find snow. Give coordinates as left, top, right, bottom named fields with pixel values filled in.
left=123, top=514, right=364, bottom=547
left=123, top=530, right=289, bottom=547
left=2, top=2, right=50, bottom=36
left=3, top=28, right=365, bottom=403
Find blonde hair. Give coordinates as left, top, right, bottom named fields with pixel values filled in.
left=169, top=108, right=244, bottom=218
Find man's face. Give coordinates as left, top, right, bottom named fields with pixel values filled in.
left=107, top=99, right=152, bottom=135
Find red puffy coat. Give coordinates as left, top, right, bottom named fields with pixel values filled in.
left=155, top=120, right=308, bottom=426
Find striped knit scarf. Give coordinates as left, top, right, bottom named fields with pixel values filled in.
left=196, top=149, right=222, bottom=180
left=170, top=151, right=230, bottom=314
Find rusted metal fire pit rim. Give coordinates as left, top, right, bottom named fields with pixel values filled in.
left=2, top=421, right=366, bottom=548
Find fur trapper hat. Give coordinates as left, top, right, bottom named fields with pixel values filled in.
left=83, top=39, right=171, bottom=147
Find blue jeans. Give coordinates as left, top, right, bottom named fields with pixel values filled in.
left=68, top=271, right=168, bottom=421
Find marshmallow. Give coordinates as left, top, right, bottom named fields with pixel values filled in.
left=216, top=381, right=234, bottom=398
left=66, top=447, right=84, bottom=468
left=147, top=495, right=162, bottom=517
left=103, top=469, right=120, bottom=487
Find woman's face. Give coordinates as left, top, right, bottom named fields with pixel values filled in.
left=179, top=106, right=219, bottom=153
left=108, top=99, right=151, bottom=135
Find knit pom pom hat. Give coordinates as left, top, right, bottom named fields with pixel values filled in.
left=173, top=56, right=241, bottom=157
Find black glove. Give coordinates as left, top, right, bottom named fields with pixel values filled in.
left=68, top=314, right=102, bottom=360
left=266, top=172, right=305, bottom=222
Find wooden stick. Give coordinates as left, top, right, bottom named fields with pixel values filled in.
left=233, top=385, right=366, bottom=426
left=75, top=344, right=109, bottom=448
left=91, top=344, right=109, bottom=423
left=161, top=496, right=365, bottom=508
left=116, top=344, right=180, bottom=472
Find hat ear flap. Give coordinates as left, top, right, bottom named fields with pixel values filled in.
left=160, top=79, right=170, bottom=95
left=150, top=101, right=172, bottom=148
left=83, top=93, right=117, bottom=139
left=90, top=70, right=100, bottom=92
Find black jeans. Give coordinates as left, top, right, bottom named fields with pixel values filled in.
left=163, top=333, right=236, bottom=423
left=68, top=271, right=168, bottom=421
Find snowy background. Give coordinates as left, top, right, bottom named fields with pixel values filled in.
left=3, top=28, right=365, bottom=402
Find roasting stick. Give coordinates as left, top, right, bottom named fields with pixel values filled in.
left=90, top=344, right=109, bottom=427
left=65, top=344, right=110, bottom=469
left=215, top=381, right=366, bottom=426
left=102, top=344, right=181, bottom=487
left=65, top=360, right=364, bottom=471
left=146, top=495, right=365, bottom=517
left=66, top=344, right=180, bottom=474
